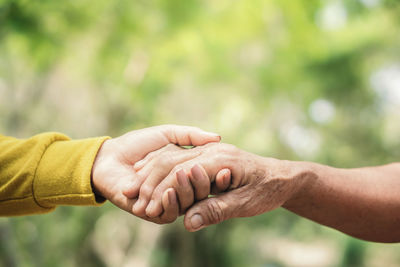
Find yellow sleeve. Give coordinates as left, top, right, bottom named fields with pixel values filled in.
left=0, top=133, right=110, bottom=216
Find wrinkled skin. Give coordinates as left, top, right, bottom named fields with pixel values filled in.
left=124, top=143, right=232, bottom=218
left=132, top=142, right=313, bottom=231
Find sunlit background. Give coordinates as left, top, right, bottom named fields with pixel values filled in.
left=1, top=0, right=400, bottom=266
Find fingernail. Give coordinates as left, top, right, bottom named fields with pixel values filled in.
left=167, top=189, right=176, bottom=205
left=177, top=169, right=189, bottom=186
left=203, top=131, right=221, bottom=139
left=190, top=214, right=204, bottom=229
left=223, top=171, right=231, bottom=186
left=146, top=200, right=155, bottom=214
left=191, top=164, right=205, bottom=180
left=133, top=199, right=143, bottom=212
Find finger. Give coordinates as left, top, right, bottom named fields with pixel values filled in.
left=190, top=164, right=211, bottom=200
left=184, top=188, right=244, bottom=232
left=150, top=155, right=220, bottom=209
left=160, top=125, right=221, bottom=147
left=139, top=145, right=199, bottom=184
left=124, top=189, right=177, bottom=225
left=134, top=151, right=157, bottom=171
left=137, top=149, right=199, bottom=217
left=175, top=169, right=195, bottom=213
left=146, top=175, right=178, bottom=218
left=132, top=167, right=167, bottom=217
left=120, top=125, right=220, bottom=164
left=210, top=168, right=231, bottom=194
left=142, top=150, right=202, bottom=218
left=122, top=174, right=147, bottom=199
left=134, top=144, right=181, bottom=172
left=135, top=144, right=183, bottom=177
left=114, top=191, right=138, bottom=214
left=160, top=188, right=179, bottom=223
left=215, top=169, right=232, bottom=192
left=147, top=168, right=195, bottom=218
left=134, top=159, right=158, bottom=181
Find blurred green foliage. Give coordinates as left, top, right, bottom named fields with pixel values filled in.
left=1, top=0, right=400, bottom=266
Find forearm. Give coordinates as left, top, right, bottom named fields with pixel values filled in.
left=282, top=161, right=400, bottom=243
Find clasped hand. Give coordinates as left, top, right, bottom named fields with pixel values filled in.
left=92, top=125, right=302, bottom=232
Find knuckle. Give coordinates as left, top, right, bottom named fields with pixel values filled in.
left=154, top=156, right=168, bottom=168
left=152, top=187, right=163, bottom=199
left=156, top=152, right=180, bottom=169
left=146, top=150, right=157, bottom=158
left=171, top=164, right=184, bottom=174
left=165, top=143, right=176, bottom=150
left=139, top=184, right=153, bottom=198
left=216, top=144, right=240, bottom=163
left=162, top=124, right=178, bottom=133
left=219, top=143, right=238, bottom=154
left=205, top=199, right=225, bottom=224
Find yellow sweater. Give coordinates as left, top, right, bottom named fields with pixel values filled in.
left=0, top=133, right=109, bottom=216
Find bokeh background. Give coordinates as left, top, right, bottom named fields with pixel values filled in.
left=1, top=0, right=400, bottom=266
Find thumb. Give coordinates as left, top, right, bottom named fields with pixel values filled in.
left=119, top=125, right=221, bottom=163
left=160, top=125, right=221, bottom=146
left=183, top=189, right=241, bottom=232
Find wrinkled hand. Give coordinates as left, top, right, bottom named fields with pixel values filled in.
left=132, top=142, right=313, bottom=231
left=91, top=125, right=221, bottom=224
left=123, top=144, right=232, bottom=219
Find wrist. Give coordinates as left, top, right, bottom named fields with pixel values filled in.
left=281, top=160, right=318, bottom=209
left=91, top=139, right=114, bottom=199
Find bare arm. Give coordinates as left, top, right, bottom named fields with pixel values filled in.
left=283, top=162, right=400, bottom=243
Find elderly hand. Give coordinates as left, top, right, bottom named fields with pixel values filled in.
left=123, top=144, right=232, bottom=219
left=91, top=125, right=222, bottom=224
left=131, top=142, right=315, bottom=231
